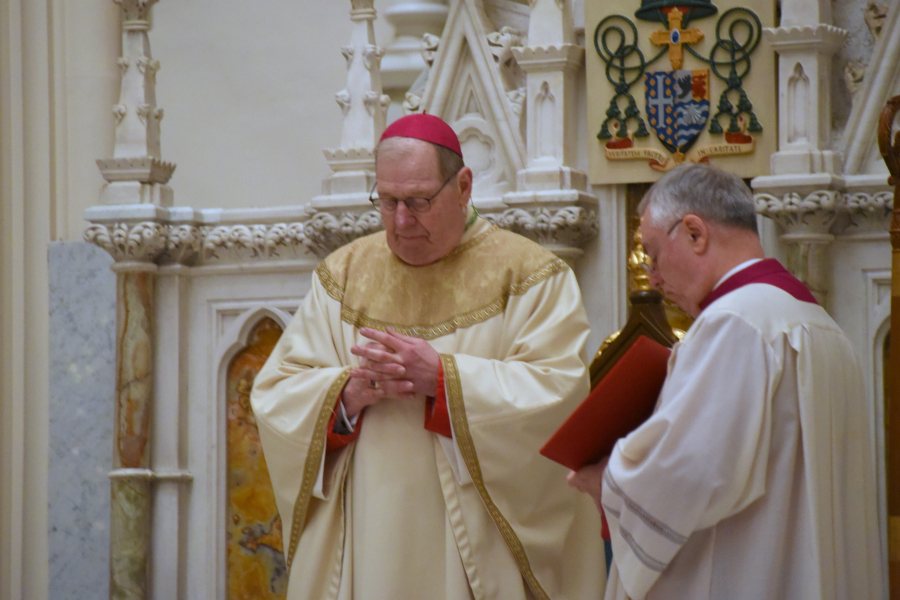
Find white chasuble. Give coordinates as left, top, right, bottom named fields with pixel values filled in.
left=251, top=217, right=606, bottom=600
left=602, top=283, right=884, bottom=600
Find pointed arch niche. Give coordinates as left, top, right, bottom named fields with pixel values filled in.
left=224, top=315, right=287, bottom=599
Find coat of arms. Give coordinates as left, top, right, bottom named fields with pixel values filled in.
left=588, top=1, right=771, bottom=179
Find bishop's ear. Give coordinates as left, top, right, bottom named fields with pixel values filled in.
left=682, top=214, right=709, bottom=254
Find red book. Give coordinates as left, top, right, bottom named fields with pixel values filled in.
left=540, top=335, right=671, bottom=471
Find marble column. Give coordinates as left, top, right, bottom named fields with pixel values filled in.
left=83, top=221, right=167, bottom=600
left=109, top=266, right=155, bottom=600
left=86, top=1, right=175, bottom=598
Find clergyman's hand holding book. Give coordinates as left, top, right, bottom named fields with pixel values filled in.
left=540, top=335, right=671, bottom=471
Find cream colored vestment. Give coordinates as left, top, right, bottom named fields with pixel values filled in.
left=602, top=283, right=884, bottom=600
left=251, top=217, right=605, bottom=600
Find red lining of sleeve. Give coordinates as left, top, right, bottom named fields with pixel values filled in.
left=325, top=393, right=362, bottom=451
left=424, top=362, right=452, bottom=438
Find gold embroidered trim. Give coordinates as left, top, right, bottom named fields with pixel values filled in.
left=286, top=369, right=351, bottom=568
left=441, top=354, right=550, bottom=600
left=316, top=262, right=344, bottom=303
left=340, top=301, right=504, bottom=341
left=323, top=257, right=568, bottom=340
left=509, top=258, right=567, bottom=295
left=444, top=222, right=496, bottom=259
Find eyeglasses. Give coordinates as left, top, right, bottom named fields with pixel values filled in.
left=369, top=169, right=461, bottom=214
left=640, top=217, right=683, bottom=275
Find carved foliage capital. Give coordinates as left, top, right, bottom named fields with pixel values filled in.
left=486, top=207, right=598, bottom=249
left=302, top=211, right=383, bottom=258
left=84, top=221, right=167, bottom=263
left=844, top=190, right=893, bottom=218
left=841, top=190, right=894, bottom=234
left=755, top=190, right=838, bottom=234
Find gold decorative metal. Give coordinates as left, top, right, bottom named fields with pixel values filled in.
left=649, top=7, right=704, bottom=70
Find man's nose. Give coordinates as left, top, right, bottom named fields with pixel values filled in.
left=393, top=201, right=417, bottom=227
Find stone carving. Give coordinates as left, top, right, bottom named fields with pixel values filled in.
left=486, top=207, right=598, bottom=249
left=755, top=190, right=838, bottom=232
left=421, top=32, right=441, bottom=67
left=97, top=156, right=176, bottom=184
left=195, top=219, right=312, bottom=262
left=842, top=190, right=894, bottom=233
left=362, top=44, right=385, bottom=71
left=84, top=221, right=167, bottom=263
left=507, top=87, right=527, bottom=120
left=301, top=211, right=384, bottom=258
left=350, top=0, right=375, bottom=11
left=844, top=60, right=867, bottom=97
left=165, top=224, right=202, bottom=265
left=845, top=190, right=894, bottom=217
left=403, top=92, right=423, bottom=114
left=487, top=26, right=526, bottom=66
left=341, top=46, right=355, bottom=65
left=113, top=104, right=127, bottom=125
left=202, top=225, right=271, bottom=262
left=335, top=89, right=352, bottom=116
left=136, top=103, right=152, bottom=125
left=112, top=0, right=157, bottom=23
left=85, top=205, right=601, bottom=265
left=787, top=63, right=810, bottom=143
left=864, top=2, right=888, bottom=39
left=136, top=56, right=160, bottom=80
left=363, top=91, right=391, bottom=118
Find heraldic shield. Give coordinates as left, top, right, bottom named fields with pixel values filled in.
left=645, top=69, right=710, bottom=155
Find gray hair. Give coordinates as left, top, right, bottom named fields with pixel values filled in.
left=638, top=163, right=758, bottom=234
left=375, top=137, right=465, bottom=181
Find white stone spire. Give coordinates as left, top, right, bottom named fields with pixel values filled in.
left=96, top=0, right=175, bottom=207
left=314, top=0, right=390, bottom=209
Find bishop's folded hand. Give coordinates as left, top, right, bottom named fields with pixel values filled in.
left=351, top=327, right=440, bottom=397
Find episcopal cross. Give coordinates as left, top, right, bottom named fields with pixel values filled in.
left=649, top=7, right=704, bottom=70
